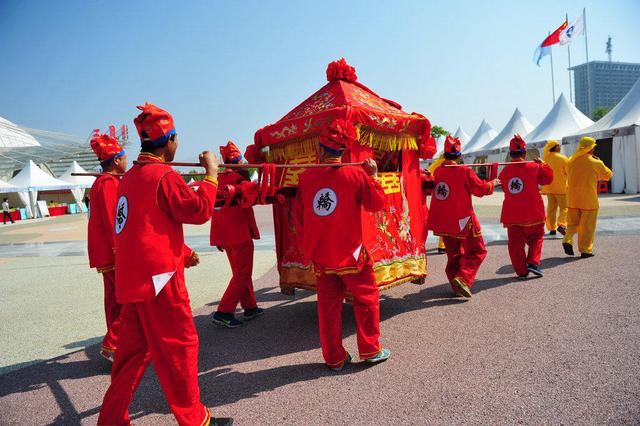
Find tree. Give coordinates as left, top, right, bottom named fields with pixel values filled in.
left=591, top=107, right=611, bottom=121
left=431, top=125, right=450, bottom=138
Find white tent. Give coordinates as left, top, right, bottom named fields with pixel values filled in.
left=433, top=135, right=446, bottom=156
left=563, top=77, right=640, bottom=193
left=8, top=160, right=79, bottom=218
left=453, top=126, right=471, bottom=148
left=0, top=116, right=41, bottom=148
left=476, top=108, right=535, bottom=160
left=58, top=161, right=95, bottom=212
left=525, top=93, right=593, bottom=149
left=0, top=179, right=23, bottom=193
left=463, top=119, right=498, bottom=157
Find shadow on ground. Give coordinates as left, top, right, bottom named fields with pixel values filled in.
left=0, top=266, right=526, bottom=423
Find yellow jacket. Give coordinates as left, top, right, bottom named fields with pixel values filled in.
left=567, top=155, right=613, bottom=210
left=541, top=152, right=569, bottom=194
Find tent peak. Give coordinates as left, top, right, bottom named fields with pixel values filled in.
left=326, top=58, right=357, bottom=83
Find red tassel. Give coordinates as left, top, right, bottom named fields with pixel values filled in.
left=326, top=58, right=357, bottom=82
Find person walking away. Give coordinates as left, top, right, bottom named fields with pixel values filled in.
left=427, top=136, right=498, bottom=297
left=295, top=119, right=390, bottom=371
left=498, top=135, right=553, bottom=279
left=2, top=198, right=14, bottom=224
left=562, top=137, right=613, bottom=258
left=211, top=141, right=262, bottom=328
left=541, top=140, right=569, bottom=236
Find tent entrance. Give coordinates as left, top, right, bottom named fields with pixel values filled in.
left=594, top=138, right=613, bottom=171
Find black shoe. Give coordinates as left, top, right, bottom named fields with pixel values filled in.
left=557, top=225, right=566, bottom=236
left=562, top=242, right=574, bottom=256
left=549, top=230, right=557, bottom=236
left=580, top=252, right=595, bottom=258
left=212, top=418, right=234, bottom=426
left=212, top=312, right=242, bottom=328
left=527, top=264, right=544, bottom=277
left=243, top=307, right=264, bottom=321
left=517, top=274, right=528, bottom=280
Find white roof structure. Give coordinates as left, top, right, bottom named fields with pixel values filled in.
left=8, top=160, right=78, bottom=191
left=525, top=93, right=593, bottom=146
left=0, top=116, right=41, bottom=148
left=434, top=135, right=446, bottom=155
left=58, top=161, right=95, bottom=188
left=476, top=108, right=535, bottom=154
left=0, top=179, right=22, bottom=193
left=453, top=126, right=471, bottom=147
left=564, top=76, right=640, bottom=142
left=464, top=120, right=498, bottom=154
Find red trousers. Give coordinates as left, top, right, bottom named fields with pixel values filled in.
left=98, top=274, right=210, bottom=426
left=315, top=261, right=382, bottom=367
left=507, top=223, right=545, bottom=276
left=217, top=240, right=257, bottom=313
left=101, top=270, right=122, bottom=353
left=442, top=233, right=487, bottom=290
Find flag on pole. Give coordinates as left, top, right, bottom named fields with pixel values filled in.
left=533, top=20, right=568, bottom=66
left=559, top=15, right=585, bottom=45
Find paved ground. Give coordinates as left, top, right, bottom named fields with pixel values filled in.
left=1, top=198, right=639, bottom=424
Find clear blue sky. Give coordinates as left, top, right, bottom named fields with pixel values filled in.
left=1, top=0, right=639, bottom=160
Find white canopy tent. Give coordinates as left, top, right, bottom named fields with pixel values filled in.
left=0, top=179, right=23, bottom=193
left=58, top=161, right=95, bottom=212
left=8, top=160, right=80, bottom=218
left=453, top=126, right=471, bottom=148
left=563, top=77, right=640, bottom=194
left=463, top=120, right=498, bottom=159
left=525, top=93, right=593, bottom=152
left=475, top=108, right=535, bottom=162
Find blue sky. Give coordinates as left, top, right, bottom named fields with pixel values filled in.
left=1, top=0, right=639, bottom=160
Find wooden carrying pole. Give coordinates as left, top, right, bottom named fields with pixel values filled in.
left=132, top=160, right=364, bottom=168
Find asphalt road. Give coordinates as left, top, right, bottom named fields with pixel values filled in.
left=1, top=234, right=638, bottom=425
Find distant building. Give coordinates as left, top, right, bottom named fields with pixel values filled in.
left=570, top=61, right=640, bottom=118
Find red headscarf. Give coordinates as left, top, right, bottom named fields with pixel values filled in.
left=509, top=134, right=527, bottom=154
left=133, top=102, right=175, bottom=145
left=220, top=141, right=244, bottom=164
left=90, top=134, right=124, bottom=163
left=319, top=119, right=358, bottom=152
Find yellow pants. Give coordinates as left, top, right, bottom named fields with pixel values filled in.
left=438, top=237, right=445, bottom=250
left=545, top=194, right=568, bottom=231
left=562, top=208, right=598, bottom=254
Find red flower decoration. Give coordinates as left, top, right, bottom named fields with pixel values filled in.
left=326, top=58, right=357, bottom=82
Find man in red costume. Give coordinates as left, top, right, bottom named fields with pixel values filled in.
left=498, top=135, right=553, bottom=279
left=427, top=136, right=497, bottom=298
left=211, top=141, right=262, bottom=328
left=98, top=103, right=232, bottom=426
left=88, top=133, right=127, bottom=362
left=295, top=119, right=390, bottom=371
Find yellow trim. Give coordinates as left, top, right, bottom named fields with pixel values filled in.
left=203, top=176, right=218, bottom=186
left=357, top=126, right=419, bottom=152
left=504, top=220, right=545, bottom=228
left=326, top=353, right=351, bottom=368
left=200, top=407, right=211, bottom=426
left=267, top=137, right=319, bottom=162
left=101, top=346, right=116, bottom=353
left=359, top=345, right=383, bottom=358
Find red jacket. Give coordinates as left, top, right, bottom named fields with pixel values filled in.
left=210, top=171, right=260, bottom=246
left=87, top=173, right=119, bottom=270
left=499, top=160, right=553, bottom=227
left=427, top=162, right=494, bottom=238
left=295, top=161, right=385, bottom=271
left=115, top=154, right=217, bottom=304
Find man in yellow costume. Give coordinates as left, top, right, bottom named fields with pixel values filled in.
left=562, top=137, right=613, bottom=258
left=541, top=140, right=569, bottom=236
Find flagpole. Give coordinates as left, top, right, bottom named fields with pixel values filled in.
left=584, top=7, right=592, bottom=116
left=567, top=13, right=573, bottom=103
left=549, top=32, right=556, bottom=105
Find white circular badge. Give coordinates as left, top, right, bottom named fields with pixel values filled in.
left=434, top=182, right=450, bottom=201
left=507, top=177, right=524, bottom=194
left=312, top=188, right=338, bottom=216
left=114, top=195, right=128, bottom=234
